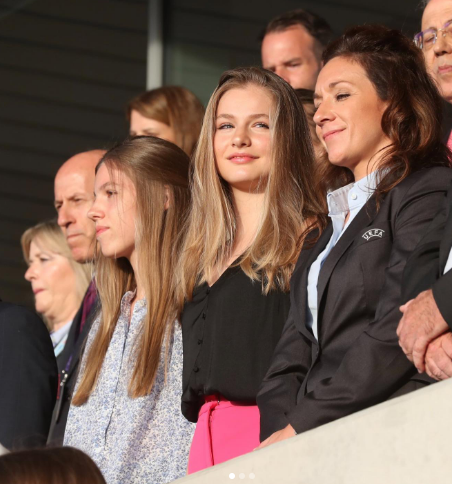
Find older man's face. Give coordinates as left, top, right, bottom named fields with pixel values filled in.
left=54, top=151, right=104, bottom=263
left=422, top=0, right=452, bottom=102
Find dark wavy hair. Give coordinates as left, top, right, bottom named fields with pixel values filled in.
left=317, top=24, right=451, bottom=200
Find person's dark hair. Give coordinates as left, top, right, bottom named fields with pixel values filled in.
left=317, top=24, right=452, bottom=200
left=294, top=88, right=314, bottom=105
left=294, top=89, right=328, bottom=170
left=0, top=447, right=106, bottom=484
left=260, top=9, right=334, bottom=48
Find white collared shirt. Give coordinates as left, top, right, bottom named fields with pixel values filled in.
left=306, top=171, right=380, bottom=340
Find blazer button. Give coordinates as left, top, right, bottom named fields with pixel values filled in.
left=197, top=339, right=203, bottom=345
left=202, top=312, right=206, bottom=319
left=206, top=288, right=211, bottom=295
left=193, top=366, right=199, bottom=372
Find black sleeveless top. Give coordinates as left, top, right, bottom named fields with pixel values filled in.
left=181, top=265, right=290, bottom=422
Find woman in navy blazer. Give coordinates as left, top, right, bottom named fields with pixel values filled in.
left=257, top=25, right=452, bottom=446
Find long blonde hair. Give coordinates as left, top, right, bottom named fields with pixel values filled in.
left=126, top=86, right=205, bottom=156
left=178, top=67, right=326, bottom=304
left=73, top=136, right=191, bottom=405
left=21, top=220, right=91, bottom=308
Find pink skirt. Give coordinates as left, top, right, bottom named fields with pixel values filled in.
left=187, top=395, right=260, bottom=474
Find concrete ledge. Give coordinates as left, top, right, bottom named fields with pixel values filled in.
left=174, top=379, right=452, bottom=483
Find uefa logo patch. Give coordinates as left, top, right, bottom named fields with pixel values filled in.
left=362, top=228, right=385, bottom=241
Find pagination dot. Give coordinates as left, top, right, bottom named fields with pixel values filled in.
left=249, top=473, right=256, bottom=479
left=229, top=473, right=235, bottom=479
left=239, top=473, right=245, bottom=479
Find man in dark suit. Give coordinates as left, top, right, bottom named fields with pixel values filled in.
left=0, top=300, right=57, bottom=450
left=416, top=0, right=452, bottom=146
left=47, top=150, right=105, bottom=445
left=398, top=182, right=452, bottom=380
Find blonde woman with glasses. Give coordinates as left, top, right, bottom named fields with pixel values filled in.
left=178, top=66, right=326, bottom=473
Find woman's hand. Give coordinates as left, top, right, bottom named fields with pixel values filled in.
left=257, top=424, right=296, bottom=450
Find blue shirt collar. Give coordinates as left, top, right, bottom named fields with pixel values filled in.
left=50, top=320, right=72, bottom=347
left=327, top=170, right=380, bottom=215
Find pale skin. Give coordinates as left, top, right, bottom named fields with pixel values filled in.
left=25, top=240, right=79, bottom=332
left=261, top=26, right=323, bottom=90
left=397, top=290, right=449, bottom=375
left=258, top=56, right=392, bottom=450
left=420, top=0, right=452, bottom=103
left=54, top=150, right=106, bottom=263
left=425, top=332, right=452, bottom=379
left=88, top=165, right=144, bottom=317
left=211, top=85, right=274, bottom=282
left=129, top=110, right=177, bottom=144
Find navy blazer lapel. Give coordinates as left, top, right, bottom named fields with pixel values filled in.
left=293, top=224, right=333, bottom=344
left=68, top=297, right=99, bottom=376
left=317, top=197, right=378, bottom=310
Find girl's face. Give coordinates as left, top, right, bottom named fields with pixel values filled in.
left=313, top=56, right=391, bottom=178
left=88, top=164, right=137, bottom=261
left=25, top=240, right=77, bottom=322
left=213, top=85, right=273, bottom=192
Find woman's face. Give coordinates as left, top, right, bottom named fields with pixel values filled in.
left=214, top=85, right=273, bottom=192
left=88, top=164, right=137, bottom=261
left=129, top=109, right=176, bottom=144
left=313, top=57, right=391, bottom=178
left=25, top=240, right=77, bottom=320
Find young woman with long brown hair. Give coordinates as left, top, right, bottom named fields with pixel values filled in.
left=178, top=67, right=325, bottom=472
left=64, top=136, right=194, bottom=484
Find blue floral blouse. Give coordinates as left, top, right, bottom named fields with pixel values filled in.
left=64, top=291, right=194, bottom=484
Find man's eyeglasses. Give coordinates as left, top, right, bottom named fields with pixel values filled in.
left=414, top=21, right=452, bottom=50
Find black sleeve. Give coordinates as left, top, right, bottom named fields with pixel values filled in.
left=286, top=172, right=451, bottom=435
left=432, top=270, right=452, bottom=328
left=0, top=304, right=58, bottom=450
left=401, top=184, right=452, bottom=303
left=257, top=304, right=312, bottom=441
